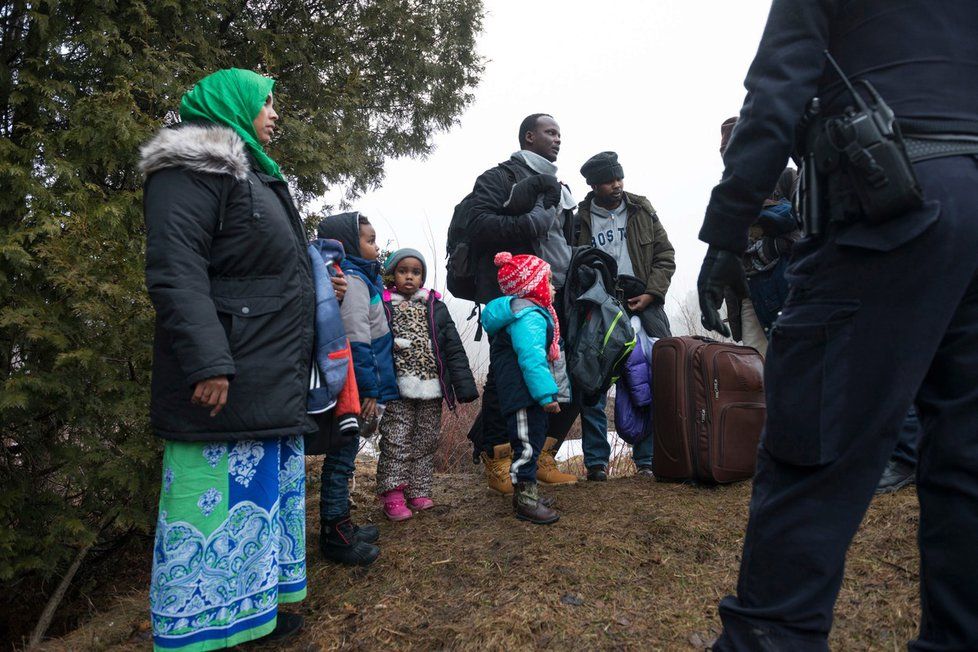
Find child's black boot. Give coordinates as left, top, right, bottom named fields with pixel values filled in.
left=352, top=520, right=380, bottom=544
left=321, top=515, right=380, bottom=566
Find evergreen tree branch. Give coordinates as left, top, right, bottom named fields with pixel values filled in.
left=27, top=508, right=119, bottom=650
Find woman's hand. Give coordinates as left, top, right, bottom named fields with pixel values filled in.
left=330, top=270, right=348, bottom=301
left=192, top=376, right=229, bottom=417
left=361, top=397, right=377, bottom=421
left=543, top=401, right=560, bottom=414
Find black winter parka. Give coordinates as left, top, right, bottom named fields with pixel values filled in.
left=381, top=289, right=478, bottom=410
left=467, top=156, right=577, bottom=305
left=140, top=123, right=317, bottom=441
left=429, top=296, right=479, bottom=409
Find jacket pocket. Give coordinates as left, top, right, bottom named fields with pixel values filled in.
left=637, top=227, right=654, bottom=271
left=212, top=294, right=284, bottom=353
left=835, top=200, right=940, bottom=251
left=637, top=227, right=654, bottom=246
left=717, top=401, right=765, bottom=476
left=762, top=300, right=859, bottom=466
left=211, top=275, right=283, bottom=298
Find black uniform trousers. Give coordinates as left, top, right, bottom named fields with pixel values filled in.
left=716, top=155, right=978, bottom=651
left=892, top=405, right=920, bottom=469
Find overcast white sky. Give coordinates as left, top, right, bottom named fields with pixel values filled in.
left=339, top=0, right=774, bottom=366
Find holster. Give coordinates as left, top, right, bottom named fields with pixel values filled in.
left=799, top=130, right=978, bottom=237
left=797, top=117, right=922, bottom=236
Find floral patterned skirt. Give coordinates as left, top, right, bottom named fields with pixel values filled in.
left=149, top=436, right=306, bottom=652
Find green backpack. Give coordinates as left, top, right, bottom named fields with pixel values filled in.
left=563, top=247, right=636, bottom=406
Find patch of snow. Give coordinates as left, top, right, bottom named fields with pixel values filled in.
left=556, top=431, right=630, bottom=461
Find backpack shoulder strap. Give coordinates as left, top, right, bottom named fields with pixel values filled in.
left=466, top=304, right=484, bottom=341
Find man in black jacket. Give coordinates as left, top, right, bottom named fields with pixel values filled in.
left=467, top=113, right=580, bottom=493
left=696, top=1, right=978, bottom=649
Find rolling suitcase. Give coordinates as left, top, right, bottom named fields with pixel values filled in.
left=652, top=336, right=765, bottom=483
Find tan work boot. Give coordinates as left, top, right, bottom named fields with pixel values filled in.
left=537, top=437, right=578, bottom=485
left=481, top=444, right=514, bottom=495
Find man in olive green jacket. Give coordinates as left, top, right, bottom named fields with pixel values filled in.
left=577, top=152, right=676, bottom=339
left=576, top=151, right=676, bottom=480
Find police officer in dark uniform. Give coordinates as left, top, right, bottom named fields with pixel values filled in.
left=696, top=1, right=978, bottom=649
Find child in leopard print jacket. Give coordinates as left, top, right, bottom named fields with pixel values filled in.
left=377, top=248, right=478, bottom=520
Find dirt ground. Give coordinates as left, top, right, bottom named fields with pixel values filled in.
left=48, top=458, right=920, bottom=651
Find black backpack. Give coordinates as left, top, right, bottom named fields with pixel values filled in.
left=562, top=247, right=636, bottom=406
left=446, top=162, right=518, bottom=302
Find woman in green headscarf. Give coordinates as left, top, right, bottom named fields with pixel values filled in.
left=139, top=69, right=318, bottom=651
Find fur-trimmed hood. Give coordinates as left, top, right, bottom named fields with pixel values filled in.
left=139, top=123, right=250, bottom=180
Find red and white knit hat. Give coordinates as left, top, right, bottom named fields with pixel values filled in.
left=494, top=252, right=560, bottom=361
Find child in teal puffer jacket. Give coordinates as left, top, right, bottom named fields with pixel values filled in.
left=481, top=252, right=569, bottom=525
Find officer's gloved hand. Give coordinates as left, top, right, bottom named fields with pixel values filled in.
left=697, top=246, right=747, bottom=338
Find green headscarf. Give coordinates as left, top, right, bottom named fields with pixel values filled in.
left=179, top=68, right=284, bottom=180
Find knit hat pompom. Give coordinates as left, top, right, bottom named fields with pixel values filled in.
left=494, top=251, right=513, bottom=267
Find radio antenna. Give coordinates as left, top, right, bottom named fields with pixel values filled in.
left=824, top=50, right=870, bottom=113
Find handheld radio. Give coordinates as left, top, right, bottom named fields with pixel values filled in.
left=818, top=51, right=922, bottom=223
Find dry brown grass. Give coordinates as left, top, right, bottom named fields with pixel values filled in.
left=48, top=456, right=920, bottom=652
left=434, top=401, right=482, bottom=474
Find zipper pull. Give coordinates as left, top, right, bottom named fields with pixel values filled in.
left=714, top=378, right=719, bottom=399
left=700, top=408, right=706, bottom=423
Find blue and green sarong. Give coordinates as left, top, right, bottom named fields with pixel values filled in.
left=150, top=436, right=306, bottom=651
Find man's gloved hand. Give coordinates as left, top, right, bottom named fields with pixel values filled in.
left=526, top=196, right=557, bottom=238
left=697, top=246, right=747, bottom=337
left=503, top=173, right=561, bottom=215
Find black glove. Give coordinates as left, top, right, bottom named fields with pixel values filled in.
left=697, top=246, right=748, bottom=338
left=502, top=173, right=561, bottom=215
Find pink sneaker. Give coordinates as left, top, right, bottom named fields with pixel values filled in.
left=408, top=496, right=435, bottom=511
left=380, top=488, right=412, bottom=521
